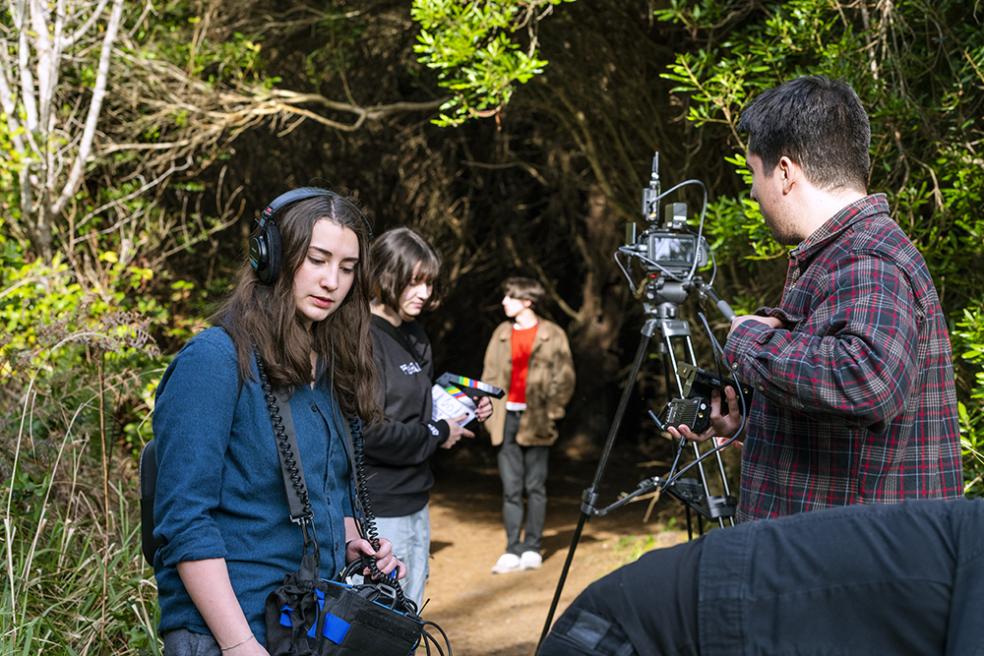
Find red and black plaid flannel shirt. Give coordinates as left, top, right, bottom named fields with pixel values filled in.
left=725, top=194, right=963, bottom=521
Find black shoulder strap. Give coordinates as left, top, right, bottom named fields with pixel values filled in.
left=271, top=386, right=311, bottom=524
left=255, top=356, right=318, bottom=564
left=256, top=356, right=406, bottom=600
left=139, top=440, right=161, bottom=566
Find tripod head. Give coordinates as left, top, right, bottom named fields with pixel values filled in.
left=641, top=276, right=688, bottom=314
left=639, top=276, right=734, bottom=321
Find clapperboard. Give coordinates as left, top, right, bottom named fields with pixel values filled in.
left=431, top=373, right=505, bottom=424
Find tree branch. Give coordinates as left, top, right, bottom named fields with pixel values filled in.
left=15, top=0, right=38, bottom=131
left=29, top=0, right=56, bottom=136
left=64, top=0, right=110, bottom=48
left=51, top=0, right=123, bottom=217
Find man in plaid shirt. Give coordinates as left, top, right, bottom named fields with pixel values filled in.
left=675, top=75, right=963, bottom=521
left=543, top=77, right=974, bottom=656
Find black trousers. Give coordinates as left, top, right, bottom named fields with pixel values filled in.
left=498, top=410, right=549, bottom=555
left=541, top=498, right=984, bottom=655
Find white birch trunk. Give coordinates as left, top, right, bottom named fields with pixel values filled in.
left=0, top=0, right=125, bottom=258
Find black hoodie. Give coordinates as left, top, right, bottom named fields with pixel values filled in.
left=363, top=315, right=450, bottom=516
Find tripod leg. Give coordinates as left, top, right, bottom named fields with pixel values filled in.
left=538, top=511, right=588, bottom=652
left=691, top=441, right=725, bottom=529
left=537, top=321, right=658, bottom=652
left=713, top=448, right=736, bottom=527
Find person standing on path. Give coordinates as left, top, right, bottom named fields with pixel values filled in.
left=152, top=189, right=403, bottom=655
left=482, top=277, right=576, bottom=574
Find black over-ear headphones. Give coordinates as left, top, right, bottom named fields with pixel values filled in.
left=249, top=187, right=338, bottom=285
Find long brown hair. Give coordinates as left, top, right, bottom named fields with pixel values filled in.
left=212, top=194, right=379, bottom=421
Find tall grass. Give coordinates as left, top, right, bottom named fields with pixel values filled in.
left=1, top=350, right=161, bottom=654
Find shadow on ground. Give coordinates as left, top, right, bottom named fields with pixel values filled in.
left=419, top=445, right=694, bottom=655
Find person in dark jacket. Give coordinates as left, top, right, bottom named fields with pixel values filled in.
left=153, top=190, right=403, bottom=656
left=541, top=498, right=984, bottom=655
left=363, top=227, right=492, bottom=608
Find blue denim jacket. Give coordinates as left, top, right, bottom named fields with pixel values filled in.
left=152, top=327, right=354, bottom=645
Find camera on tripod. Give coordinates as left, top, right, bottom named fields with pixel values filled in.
left=615, top=152, right=745, bottom=435
left=540, top=152, right=747, bottom=644
left=623, top=153, right=711, bottom=281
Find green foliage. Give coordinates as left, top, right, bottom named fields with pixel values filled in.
left=613, top=520, right=690, bottom=564
left=1, top=4, right=220, bottom=647
left=300, top=8, right=370, bottom=88
left=615, top=533, right=661, bottom=563
left=411, top=0, right=574, bottom=126
left=0, top=121, right=21, bottom=226
left=135, top=1, right=267, bottom=86
left=703, top=154, right=787, bottom=261
left=0, top=235, right=166, bottom=653
left=1, top=468, right=159, bottom=655
left=954, top=303, right=984, bottom=495
left=656, top=0, right=984, bottom=494
left=0, top=244, right=181, bottom=454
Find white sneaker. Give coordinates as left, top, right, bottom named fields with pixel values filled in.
left=491, top=552, right=522, bottom=574
left=519, top=550, right=542, bottom=570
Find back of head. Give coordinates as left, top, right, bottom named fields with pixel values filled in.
left=370, top=227, right=442, bottom=312
left=739, top=75, right=871, bottom=193
left=502, top=276, right=546, bottom=309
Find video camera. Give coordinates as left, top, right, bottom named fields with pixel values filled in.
left=615, top=153, right=750, bottom=434
left=623, top=153, right=711, bottom=281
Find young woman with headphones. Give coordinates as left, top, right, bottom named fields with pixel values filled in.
left=152, top=189, right=405, bottom=655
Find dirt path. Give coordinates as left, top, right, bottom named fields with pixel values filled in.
left=419, top=454, right=688, bottom=655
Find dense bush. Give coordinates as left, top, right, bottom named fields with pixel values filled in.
left=655, top=0, right=984, bottom=494
left=0, top=231, right=164, bottom=654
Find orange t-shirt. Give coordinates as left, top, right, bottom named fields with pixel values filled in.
left=507, top=324, right=538, bottom=406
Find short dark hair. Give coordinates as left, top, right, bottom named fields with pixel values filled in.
left=502, top=276, right=546, bottom=308
left=738, top=75, right=870, bottom=192
left=370, top=227, right=442, bottom=312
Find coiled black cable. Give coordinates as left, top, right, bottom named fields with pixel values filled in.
left=350, top=417, right=453, bottom=655
left=258, top=354, right=452, bottom=655
left=348, top=418, right=414, bottom=611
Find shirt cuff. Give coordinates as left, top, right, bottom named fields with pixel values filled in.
left=724, top=319, right=774, bottom=380
left=427, top=420, right=450, bottom=442
left=157, top=524, right=228, bottom=568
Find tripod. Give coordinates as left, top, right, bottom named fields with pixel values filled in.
left=537, top=275, right=738, bottom=651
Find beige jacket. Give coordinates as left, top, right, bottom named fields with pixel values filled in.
left=481, top=319, right=576, bottom=447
